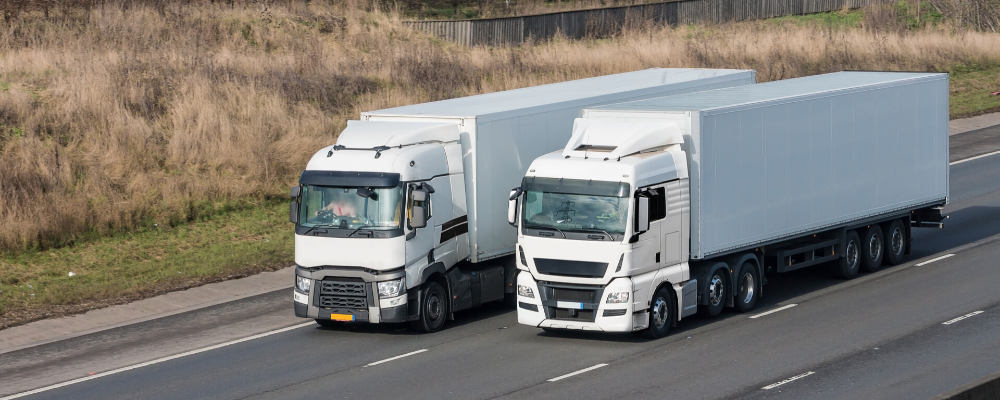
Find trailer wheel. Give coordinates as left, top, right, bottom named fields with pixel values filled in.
left=861, top=225, right=884, bottom=272
left=834, top=230, right=861, bottom=279
left=699, top=270, right=726, bottom=317
left=734, top=263, right=759, bottom=313
left=641, top=286, right=673, bottom=339
left=409, top=280, right=449, bottom=333
left=884, top=219, right=907, bottom=266
left=314, top=319, right=345, bottom=329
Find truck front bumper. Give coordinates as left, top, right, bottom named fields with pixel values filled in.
left=293, top=266, right=408, bottom=324
left=515, top=272, right=637, bottom=332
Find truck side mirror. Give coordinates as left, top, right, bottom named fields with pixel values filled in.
left=290, top=186, right=301, bottom=199
left=636, top=196, right=650, bottom=233
left=410, top=206, right=427, bottom=228
left=289, top=201, right=299, bottom=224
left=411, top=189, right=428, bottom=202
left=507, top=188, right=521, bottom=226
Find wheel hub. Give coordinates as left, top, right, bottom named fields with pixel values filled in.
left=891, top=227, right=903, bottom=255
left=740, top=272, right=754, bottom=304
left=846, top=240, right=859, bottom=268
left=709, top=275, right=724, bottom=307
left=869, top=233, right=882, bottom=261
left=652, top=298, right=668, bottom=329
left=426, top=294, right=441, bottom=321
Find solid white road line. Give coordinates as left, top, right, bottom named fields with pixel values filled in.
left=762, top=371, right=816, bottom=390
left=951, top=149, right=1000, bottom=165
left=916, top=254, right=955, bottom=266
left=365, top=349, right=428, bottom=367
left=0, top=322, right=315, bottom=400
left=749, top=304, right=797, bottom=319
left=943, top=311, right=984, bottom=325
left=548, top=364, right=608, bottom=382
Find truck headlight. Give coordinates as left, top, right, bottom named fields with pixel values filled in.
left=295, top=276, right=311, bottom=293
left=377, top=278, right=405, bottom=298
left=517, top=284, right=534, bottom=298
left=606, top=292, right=629, bottom=303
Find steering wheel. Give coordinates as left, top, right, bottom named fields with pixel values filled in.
left=316, top=209, right=335, bottom=220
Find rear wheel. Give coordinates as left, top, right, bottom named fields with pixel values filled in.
left=699, top=270, right=726, bottom=317
left=884, top=219, right=907, bottom=265
left=834, top=230, right=861, bottom=279
left=734, top=263, right=759, bottom=313
left=409, top=280, right=448, bottom=333
left=641, top=286, right=673, bottom=339
left=861, top=225, right=884, bottom=272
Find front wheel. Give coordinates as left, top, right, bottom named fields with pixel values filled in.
left=409, top=281, right=449, bottom=333
left=640, top=286, right=673, bottom=339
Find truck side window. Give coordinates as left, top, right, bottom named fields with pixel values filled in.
left=407, top=186, right=432, bottom=229
left=647, top=187, right=667, bottom=221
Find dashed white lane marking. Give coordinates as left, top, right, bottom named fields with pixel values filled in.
left=365, top=349, right=428, bottom=367
left=749, top=304, right=797, bottom=319
left=951, top=149, right=1000, bottom=165
left=943, top=311, right=984, bottom=325
left=0, top=322, right=315, bottom=400
left=916, top=254, right=955, bottom=266
left=548, top=364, right=608, bottom=382
left=762, top=371, right=816, bottom=390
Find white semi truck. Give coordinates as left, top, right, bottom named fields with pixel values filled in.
left=289, top=69, right=757, bottom=332
left=511, top=71, right=949, bottom=338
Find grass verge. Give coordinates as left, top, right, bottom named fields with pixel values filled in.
left=0, top=201, right=294, bottom=330
left=949, top=64, right=1000, bottom=118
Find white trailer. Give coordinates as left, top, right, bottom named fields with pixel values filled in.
left=511, top=71, right=949, bottom=337
left=289, top=68, right=756, bottom=332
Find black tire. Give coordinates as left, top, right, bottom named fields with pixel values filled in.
left=409, top=280, right=449, bottom=333
left=641, top=286, right=673, bottom=339
left=699, top=269, right=727, bottom=317
left=861, top=225, right=884, bottom=272
left=883, top=219, right=906, bottom=266
left=734, top=263, right=759, bottom=313
left=834, top=230, right=862, bottom=279
left=314, top=319, right=345, bottom=328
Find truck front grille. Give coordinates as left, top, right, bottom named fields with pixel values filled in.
left=319, top=281, right=366, bottom=296
left=318, top=296, right=368, bottom=308
left=551, top=288, right=595, bottom=302
left=316, top=279, right=368, bottom=309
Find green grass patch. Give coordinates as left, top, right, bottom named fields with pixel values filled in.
left=768, top=9, right=865, bottom=29
left=948, top=63, right=1000, bottom=118
left=0, top=202, right=294, bottom=326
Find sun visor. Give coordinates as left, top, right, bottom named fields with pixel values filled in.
left=337, top=120, right=461, bottom=148
left=299, top=171, right=401, bottom=187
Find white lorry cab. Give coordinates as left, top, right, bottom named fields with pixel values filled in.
left=289, top=69, right=757, bottom=332
left=511, top=72, right=950, bottom=338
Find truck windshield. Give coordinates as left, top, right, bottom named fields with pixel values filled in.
left=299, top=185, right=403, bottom=231
left=522, top=191, right=630, bottom=236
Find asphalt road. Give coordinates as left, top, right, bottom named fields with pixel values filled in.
left=3, top=141, right=1000, bottom=400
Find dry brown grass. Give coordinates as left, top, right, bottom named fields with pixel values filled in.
left=1, top=0, right=999, bottom=251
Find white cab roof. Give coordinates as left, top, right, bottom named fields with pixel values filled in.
left=336, top=121, right=460, bottom=148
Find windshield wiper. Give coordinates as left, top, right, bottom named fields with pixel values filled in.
left=347, top=225, right=383, bottom=238
left=576, top=227, right=615, bottom=241
left=302, top=224, right=337, bottom=236
left=531, top=225, right=567, bottom=238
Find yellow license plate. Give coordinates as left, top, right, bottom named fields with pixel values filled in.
left=330, top=314, right=355, bottom=322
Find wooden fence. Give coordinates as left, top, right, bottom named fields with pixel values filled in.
left=405, top=0, right=890, bottom=46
